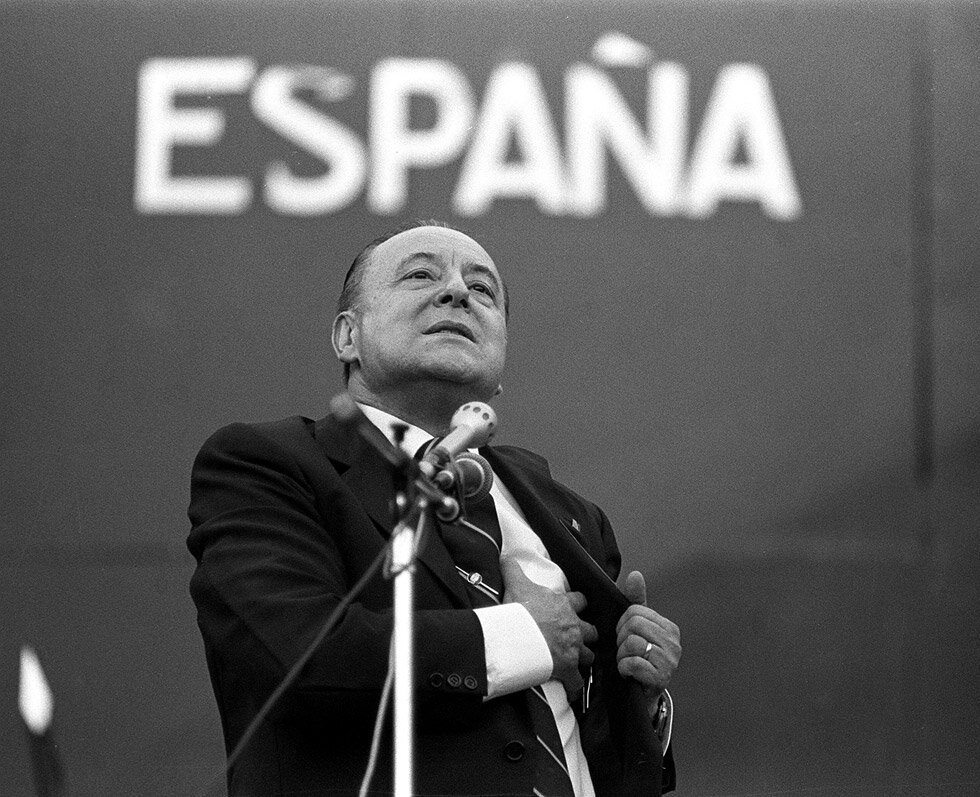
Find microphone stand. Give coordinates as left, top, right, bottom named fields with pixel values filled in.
left=327, top=395, right=470, bottom=797
left=388, top=497, right=425, bottom=797
left=385, top=428, right=459, bottom=797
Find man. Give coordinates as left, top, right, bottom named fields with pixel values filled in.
left=188, top=222, right=680, bottom=796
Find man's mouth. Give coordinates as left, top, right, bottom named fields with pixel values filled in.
left=424, top=321, right=476, bottom=342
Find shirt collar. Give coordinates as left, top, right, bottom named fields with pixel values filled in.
left=357, top=403, right=433, bottom=458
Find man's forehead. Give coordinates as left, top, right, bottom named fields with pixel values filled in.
left=371, top=226, right=498, bottom=276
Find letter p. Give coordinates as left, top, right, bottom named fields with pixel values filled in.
left=368, top=59, right=474, bottom=214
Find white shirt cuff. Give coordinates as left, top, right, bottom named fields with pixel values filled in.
left=474, top=603, right=552, bottom=698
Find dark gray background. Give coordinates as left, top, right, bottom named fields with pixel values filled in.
left=2, top=1, right=978, bottom=793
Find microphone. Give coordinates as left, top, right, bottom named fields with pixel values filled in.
left=424, top=402, right=498, bottom=468
left=453, top=452, right=494, bottom=502
left=330, top=394, right=497, bottom=510
left=430, top=452, right=493, bottom=521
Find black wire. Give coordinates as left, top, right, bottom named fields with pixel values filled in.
left=201, top=543, right=390, bottom=797
left=358, top=637, right=396, bottom=797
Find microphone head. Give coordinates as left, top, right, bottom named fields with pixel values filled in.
left=455, top=452, right=494, bottom=503
left=450, top=402, right=498, bottom=448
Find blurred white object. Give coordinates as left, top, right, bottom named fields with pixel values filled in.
left=591, top=32, right=655, bottom=68
left=19, top=646, right=54, bottom=735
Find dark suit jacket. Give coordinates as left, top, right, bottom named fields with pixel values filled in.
left=188, top=414, right=675, bottom=796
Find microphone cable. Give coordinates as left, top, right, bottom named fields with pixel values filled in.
left=200, top=542, right=389, bottom=797
left=358, top=636, right=396, bottom=797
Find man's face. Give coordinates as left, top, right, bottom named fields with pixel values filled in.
left=341, top=226, right=508, bottom=400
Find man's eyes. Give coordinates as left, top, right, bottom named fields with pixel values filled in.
left=469, top=281, right=496, bottom=298
left=402, top=270, right=497, bottom=301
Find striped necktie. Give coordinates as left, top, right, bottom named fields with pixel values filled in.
left=415, top=438, right=504, bottom=606
left=418, top=440, right=576, bottom=797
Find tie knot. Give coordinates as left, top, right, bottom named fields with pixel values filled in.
left=414, top=437, right=441, bottom=461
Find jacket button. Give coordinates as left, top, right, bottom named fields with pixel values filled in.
left=447, top=673, right=462, bottom=688
left=428, top=672, right=444, bottom=688
left=463, top=675, right=478, bottom=690
left=503, top=740, right=525, bottom=762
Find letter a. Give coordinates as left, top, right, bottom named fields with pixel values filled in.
left=685, top=64, right=802, bottom=220
left=454, top=63, right=565, bottom=216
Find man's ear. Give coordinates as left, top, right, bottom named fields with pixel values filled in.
left=331, top=311, right=359, bottom=366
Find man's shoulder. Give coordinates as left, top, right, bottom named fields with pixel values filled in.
left=485, top=443, right=552, bottom=476
left=201, top=415, right=318, bottom=452
left=190, top=415, right=351, bottom=505
left=487, top=444, right=607, bottom=521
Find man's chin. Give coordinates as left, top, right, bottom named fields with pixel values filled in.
left=417, top=360, right=500, bottom=398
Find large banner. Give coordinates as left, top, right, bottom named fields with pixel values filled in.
left=133, top=50, right=801, bottom=220
left=2, top=1, right=978, bottom=794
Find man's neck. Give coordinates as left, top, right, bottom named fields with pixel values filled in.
left=346, top=379, right=488, bottom=437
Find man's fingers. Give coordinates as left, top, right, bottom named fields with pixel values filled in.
left=566, top=590, right=588, bottom=614
left=623, top=570, right=647, bottom=607
left=581, top=621, right=598, bottom=645
left=617, top=636, right=674, bottom=685
left=616, top=609, right=680, bottom=645
left=616, top=604, right=676, bottom=640
left=617, top=654, right=667, bottom=689
left=500, top=556, right=528, bottom=584
left=616, top=632, right=662, bottom=662
left=613, top=589, right=681, bottom=692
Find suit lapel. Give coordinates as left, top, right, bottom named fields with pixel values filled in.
left=483, top=446, right=597, bottom=586
left=483, top=446, right=629, bottom=635
left=313, top=415, right=470, bottom=608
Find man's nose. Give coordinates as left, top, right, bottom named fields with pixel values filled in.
left=435, top=275, right=470, bottom=309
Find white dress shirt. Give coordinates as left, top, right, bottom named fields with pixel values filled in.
left=359, top=404, right=596, bottom=797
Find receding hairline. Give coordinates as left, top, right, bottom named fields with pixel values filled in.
left=337, top=222, right=509, bottom=316
left=367, top=226, right=499, bottom=285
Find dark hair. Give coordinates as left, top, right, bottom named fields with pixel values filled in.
left=337, top=219, right=452, bottom=317
left=336, top=220, right=509, bottom=383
